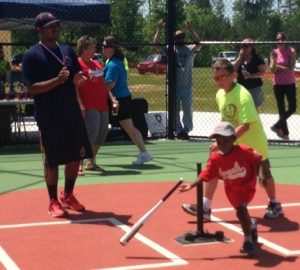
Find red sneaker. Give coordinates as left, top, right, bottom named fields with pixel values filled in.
left=48, top=199, right=67, bottom=217
left=59, top=192, right=85, bottom=212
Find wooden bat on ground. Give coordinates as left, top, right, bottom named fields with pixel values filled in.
left=119, top=179, right=183, bottom=246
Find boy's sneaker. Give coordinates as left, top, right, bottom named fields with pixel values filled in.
left=251, top=219, right=258, bottom=243
left=240, top=241, right=257, bottom=255
left=132, top=151, right=152, bottom=165
left=264, top=202, right=283, bottom=218
left=48, top=199, right=67, bottom=217
left=181, top=203, right=211, bottom=222
left=59, top=192, right=85, bottom=212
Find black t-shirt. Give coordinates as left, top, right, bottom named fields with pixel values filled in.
left=237, top=54, right=265, bottom=89
left=22, top=43, right=81, bottom=130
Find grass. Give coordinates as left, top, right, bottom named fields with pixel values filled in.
left=128, top=67, right=300, bottom=114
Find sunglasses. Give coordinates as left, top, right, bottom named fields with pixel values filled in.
left=102, top=44, right=115, bottom=48
left=213, top=74, right=230, bottom=81
left=241, top=45, right=250, bottom=48
left=276, top=38, right=285, bottom=41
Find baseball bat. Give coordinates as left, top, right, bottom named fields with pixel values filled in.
left=119, top=179, right=183, bottom=246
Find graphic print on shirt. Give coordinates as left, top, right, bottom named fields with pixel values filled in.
left=88, top=67, right=103, bottom=80
left=222, top=104, right=238, bottom=126
left=219, top=161, right=247, bottom=180
left=176, top=52, right=188, bottom=70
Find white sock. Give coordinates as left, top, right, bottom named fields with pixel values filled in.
left=269, top=198, right=279, bottom=203
left=203, top=197, right=212, bottom=210
left=244, top=235, right=253, bottom=243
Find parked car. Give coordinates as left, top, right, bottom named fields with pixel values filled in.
left=137, top=54, right=167, bottom=74
left=212, top=51, right=238, bottom=64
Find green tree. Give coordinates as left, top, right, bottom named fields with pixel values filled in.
left=188, top=0, right=211, bottom=9
left=211, top=0, right=226, bottom=18
left=143, top=0, right=166, bottom=43
left=232, top=0, right=273, bottom=40
left=109, top=0, right=144, bottom=43
left=185, top=4, right=232, bottom=66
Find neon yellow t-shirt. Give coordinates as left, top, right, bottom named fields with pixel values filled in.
left=216, top=83, right=268, bottom=160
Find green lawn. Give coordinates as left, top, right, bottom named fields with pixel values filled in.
left=128, top=67, right=300, bottom=114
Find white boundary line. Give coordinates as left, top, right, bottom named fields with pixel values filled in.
left=212, top=202, right=300, bottom=213
left=0, top=217, right=188, bottom=270
left=0, top=246, right=20, bottom=270
left=0, top=201, right=299, bottom=268
left=210, top=215, right=300, bottom=256
left=210, top=202, right=300, bottom=256
left=2, top=202, right=299, bottom=230
left=98, top=218, right=188, bottom=270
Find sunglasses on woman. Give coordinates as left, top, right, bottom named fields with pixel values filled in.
left=102, top=44, right=115, bottom=48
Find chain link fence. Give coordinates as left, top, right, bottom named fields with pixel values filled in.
left=1, top=0, right=300, bottom=147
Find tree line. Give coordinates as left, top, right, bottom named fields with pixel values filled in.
left=11, top=0, right=300, bottom=66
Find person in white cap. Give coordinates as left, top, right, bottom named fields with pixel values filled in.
left=179, top=121, right=261, bottom=255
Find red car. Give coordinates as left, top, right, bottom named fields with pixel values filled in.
left=137, top=54, right=167, bottom=74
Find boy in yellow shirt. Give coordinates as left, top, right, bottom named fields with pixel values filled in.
left=182, top=59, right=283, bottom=220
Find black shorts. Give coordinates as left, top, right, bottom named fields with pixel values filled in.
left=116, top=95, right=132, bottom=121
left=40, top=119, right=92, bottom=168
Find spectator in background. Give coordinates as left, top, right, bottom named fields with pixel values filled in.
left=11, top=54, right=23, bottom=71
left=232, top=38, right=266, bottom=110
left=76, top=35, right=109, bottom=176
left=0, top=46, right=12, bottom=146
left=269, top=32, right=296, bottom=140
left=102, top=35, right=152, bottom=165
left=22, top=12, right=92, bottom=217
left=153, top=19, right=201, bottom=140
left=0, top=45, right=10, bottom=95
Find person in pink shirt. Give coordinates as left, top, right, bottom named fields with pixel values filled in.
left=269, top=32, right=297, bottom=140
left=76, top=35, right=109, bottom=175
left=179, top=121, right=261, bottom=255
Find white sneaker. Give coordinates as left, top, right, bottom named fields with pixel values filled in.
left=132, top=151, right=152, bottom=165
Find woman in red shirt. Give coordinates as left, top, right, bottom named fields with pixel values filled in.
left=76, top=36, right=109, bottom=175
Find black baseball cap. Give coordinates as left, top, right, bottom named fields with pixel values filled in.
left=35, top=12, right=60, bottom=28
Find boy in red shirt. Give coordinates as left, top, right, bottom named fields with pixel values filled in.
left=179, top=121, right=261, bottom=255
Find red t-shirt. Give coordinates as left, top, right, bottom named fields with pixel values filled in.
left=77, top=58, right=108, bottom=111
left=200, top=145, right=262, bottom=208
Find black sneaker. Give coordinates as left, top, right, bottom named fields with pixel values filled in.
left=177, top=130, right=189, bottom=140
left=181, top=203, right=211, bottom=222
left=264, top=202, right=283, bottom=218
left=240, top=241, right=257, bottom=255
